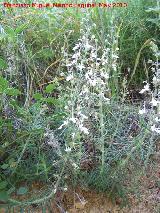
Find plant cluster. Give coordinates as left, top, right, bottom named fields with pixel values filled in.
left=0, top=0, right=159, bottom=211
left=0, top=76, right=69, bottom=205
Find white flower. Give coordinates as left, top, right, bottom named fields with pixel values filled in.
left=139, top=83, right=150, bottom=94
left=80, top=86, right=89, bottom=95
left=112, top=64, right=117, bottom=71
left=82, top=35, right=86, bottom=40
left=69, top=117, right=77, bottom=123
left=85, top=42, right=92, bottom=51
left=97, top=78, right=105, bottom=85
left=157, top=69, right=160, bottom=75
left=151, top=125, right=155, bottom=132
left=85, top=73, right=90, bottom=80
left=155, top=117, right=160, bottom=122
left=151, top=125, right=160, bottom=134
left=71, top=132, right=76, bottom=139
left=84, top=96, right=89, bottom=100
left=81, top=114, right=88, bottom=119
left=87, top=76, right=97, bottom=86
left=151, top=67, right=155, bottom=72
left=63, top=187, right=68, bottom=192
left=101, top=72, right=109, bottom=79
left=112, top=54, right=119, bottom=59
left=83, top=86, right=89, bottom=93
left=91, top=52, right=97, bottom=58
left=88, top=69, right=93, bottom=76
left=77, top=64, right=85, bottom=71
left=78, top=112, right=88, bottom=120
left=73, top=43, right=80, bottom=51
left=66, top=63, right=72, bottom=67
left=96, top=62, right=100, bottom=67
left=90, top=79, right=97, bottom=86
left=60, top=72, right=65, bottom=76
left=66, top=74, right=73, bottom=81
left=72, top=162, right=78, bottom=169
left=58, top=120, right=69, bottom=129
left=65, top=146, right=72, bottom=152
left=102, top=95, right=110, bottom=102
left=139, top=108, right=146, bottom=115
left=155, top=52, right=160, bottom=57
left=79, top=124, right=89, bottom=135
left=150, top=98, right=159, bottom=106
left=127, top=67, right=131, bottom=73
left=72, top=52, right=80, bottom=59
left=153, top=76, right=160, bottom=85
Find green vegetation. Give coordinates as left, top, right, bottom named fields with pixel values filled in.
left=0, top=0, right=159, bottom=211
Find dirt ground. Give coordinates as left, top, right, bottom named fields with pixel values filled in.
left=0, top=183, right=159, bottom=213
left=0, top=142, right=160, bottom=213
left=53, top=177, right=160, bottom=213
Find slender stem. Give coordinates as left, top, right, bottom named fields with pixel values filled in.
left=100, top=90, right=105, bottom=172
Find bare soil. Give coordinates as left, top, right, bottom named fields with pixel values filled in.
left=0, top=144, right=159, bottom=213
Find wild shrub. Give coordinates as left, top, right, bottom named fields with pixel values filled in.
left=0, top=76, right=68, bottom=205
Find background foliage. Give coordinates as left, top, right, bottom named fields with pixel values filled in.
left=0, top=0, right=159, bottom=211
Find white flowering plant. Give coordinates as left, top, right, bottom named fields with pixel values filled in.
left=53, top=17, right=153, bottom=200
left=58, top=18, right=113, bottom=167
left=139, top=41, right=160, bottom=134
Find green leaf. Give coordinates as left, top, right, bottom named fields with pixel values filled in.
left=45, top=84, right=56, bottom=93
left=5, top=88, right=21, bottom=96
left=8, top=158, right=15, bottom=164
left=0, top=58, right=7, bottom=69
left=0, top=76, right=9, bottom=93
left=17, top=187, right=28, bottom=195
left=5, top=26, right=15, bottom=38
left=1, top=164, right=8, bottom=170
left=0, top=181, right=8, bottom=190
left=34, top=48, right=53, bottom=59
left=15, top=23, right=28, bottom=34
left=0, top=191, right=9, bottom=202
left=146, top=7, right=160, bottom=13
left=7, top=187, right=15, bottom=195
left=33, top=93, right=43, bottom=100
left=42, top=97, right=58, bottom=104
